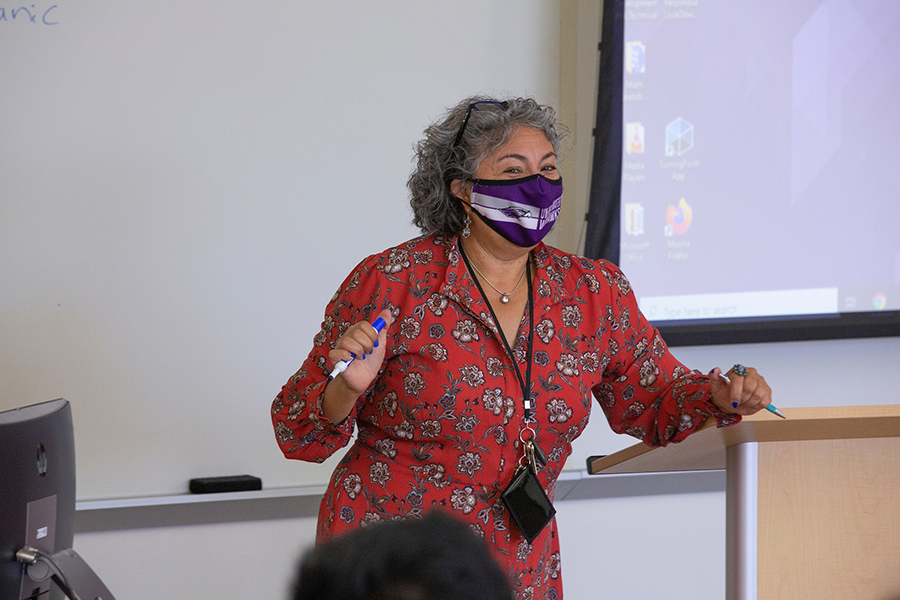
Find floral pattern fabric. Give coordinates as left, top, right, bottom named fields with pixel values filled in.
left=272, top=234, right=738, bottom=600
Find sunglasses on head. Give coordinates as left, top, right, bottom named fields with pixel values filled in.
left=452, top=100, right=511, bottom=148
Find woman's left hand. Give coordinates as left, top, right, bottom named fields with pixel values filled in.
left=708, top=366, right=772, bottom=415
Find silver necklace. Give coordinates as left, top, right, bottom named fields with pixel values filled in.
left=467, top=257, right=528, bottom=304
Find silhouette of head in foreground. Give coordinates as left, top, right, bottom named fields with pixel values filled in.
left=292, top=510, right=514, bottom=600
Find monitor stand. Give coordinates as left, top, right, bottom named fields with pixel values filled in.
left=17, top=546, right=117, bottom=600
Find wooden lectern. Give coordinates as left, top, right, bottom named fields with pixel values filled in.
left=587, top=405, right=900, bottom=600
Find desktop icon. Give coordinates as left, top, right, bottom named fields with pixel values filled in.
left=625, top=122, right=645, bottom=154
left=873, top=293, right=887, bottom=310
left=665, top=198, right=692, bottom=235
left=625, top=41, right=646, bottom=74
left=625, top=203, right=644, bottom=236
left=665, top=117, right=694, bottom=156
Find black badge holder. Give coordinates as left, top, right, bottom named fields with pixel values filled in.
left=501, top=439, right=555, bottom=544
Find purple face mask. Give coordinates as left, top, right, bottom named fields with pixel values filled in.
left=469, top=174, right=563, bottom=247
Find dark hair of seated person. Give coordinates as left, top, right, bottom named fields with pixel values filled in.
left=292, top=510, right=514, bottom=600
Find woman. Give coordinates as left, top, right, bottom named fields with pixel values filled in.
left=272, top=96, right=772, bottom=599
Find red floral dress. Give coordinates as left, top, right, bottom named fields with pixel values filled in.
left=272, top=234, right=738, bottom=600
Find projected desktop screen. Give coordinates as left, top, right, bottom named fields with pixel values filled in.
left=612, top=0, right=900, bottom=342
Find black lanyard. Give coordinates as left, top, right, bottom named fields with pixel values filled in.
left=458, top=244, right=536, bottom=422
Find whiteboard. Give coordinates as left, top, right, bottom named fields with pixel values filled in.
left=0, top=0, right=561, bottom=500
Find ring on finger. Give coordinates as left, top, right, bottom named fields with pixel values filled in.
left=730, top=364, right=748, bottom=377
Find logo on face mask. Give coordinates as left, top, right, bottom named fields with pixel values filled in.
left=469, top=174, right=563, bottom=247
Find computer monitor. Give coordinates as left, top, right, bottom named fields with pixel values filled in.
left=1, top=399, right=116, bottom=600
left=1, top=399, right=75, bottom=600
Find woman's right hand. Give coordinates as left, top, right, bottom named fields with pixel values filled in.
left=322, top=309, right=393, bottom=423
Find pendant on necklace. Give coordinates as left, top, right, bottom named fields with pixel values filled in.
left=500, top=294, right=510, bottom=304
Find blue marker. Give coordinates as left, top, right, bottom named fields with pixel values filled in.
left=327, top=317, right=387, bottom=381
left=717, top=371, right=786, bottom=419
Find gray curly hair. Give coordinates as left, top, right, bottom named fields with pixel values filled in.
left=408, top=95, right=564, bottom=237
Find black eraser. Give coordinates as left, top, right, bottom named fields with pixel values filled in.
left=189, top=475, right=262, bottom=494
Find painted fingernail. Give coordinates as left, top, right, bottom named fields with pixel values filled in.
left=374, top=340, right=379, bottom=348
left=732, top=401, right=739, bottom=408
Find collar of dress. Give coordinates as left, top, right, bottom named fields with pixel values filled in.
left=439, top=236, right=571, bottom=351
